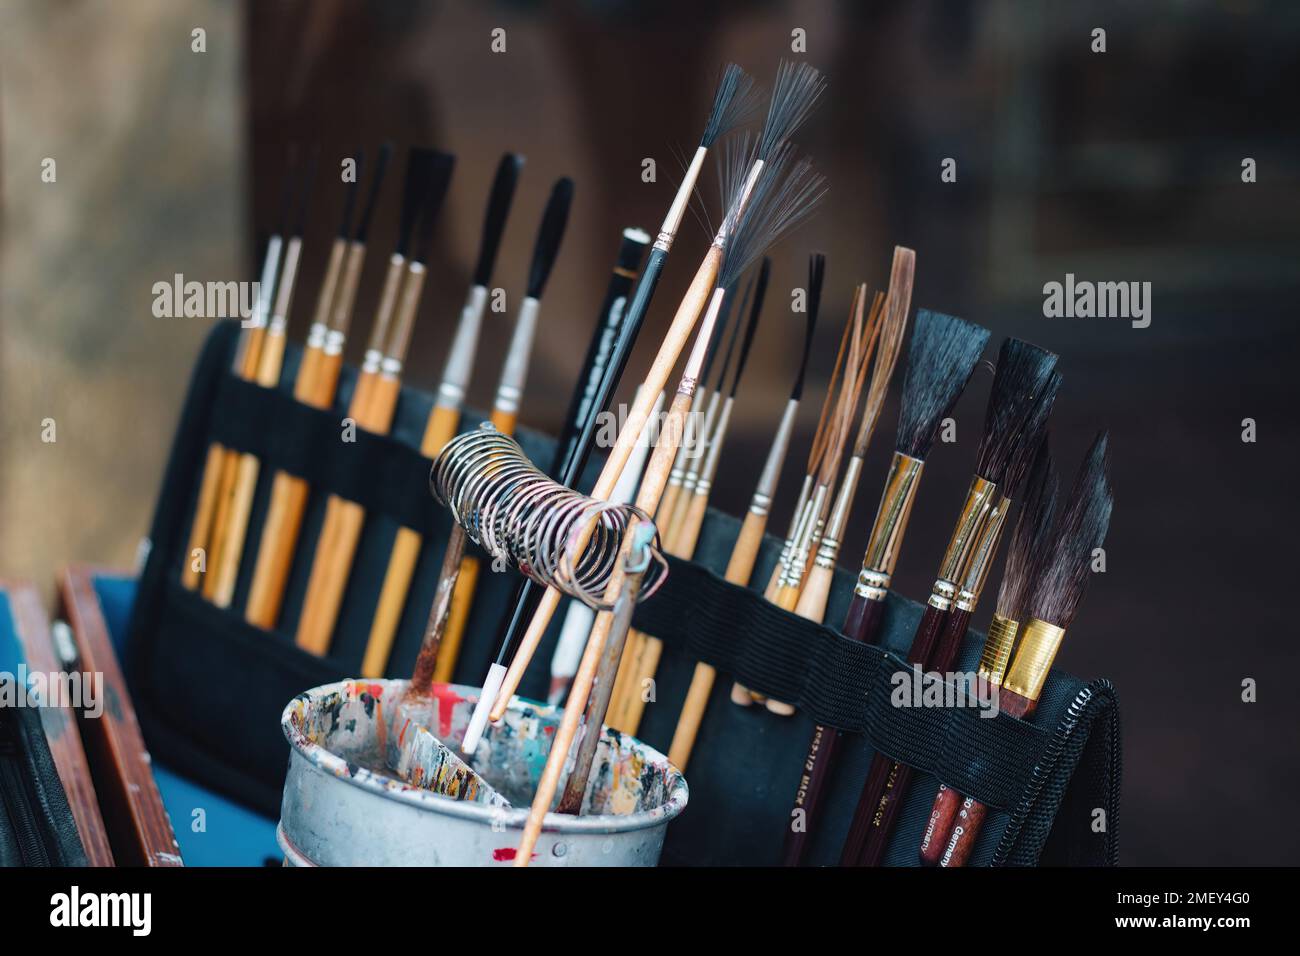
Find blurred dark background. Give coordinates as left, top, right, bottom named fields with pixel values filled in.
left=3, top=0, right=1298, bottom=864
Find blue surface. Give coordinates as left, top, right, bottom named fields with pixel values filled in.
left=89, top=576, right=282, bottom=866
left=0, top=591, right=21, bottom=675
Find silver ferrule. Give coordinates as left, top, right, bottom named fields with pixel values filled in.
left=361, top=348, right=383, bottom=375
left=306, top=322, right=328, bottom=351
left=854, top=452, right=925, bottom=600
left=781, top=484, right=828, bottom=589
left=753, top=398, right=799, bottom=505
left=380, top=356, right=403, bottom=376
left=310, top=239, right=346, bottom=331
left=270, top=236, right=303, bottom=326
left=816, top=455, right=863, bottom=568
left=658, top=145, right=707, bottom=250
left=324, top=329, right=345, bottom=357
left=667, top=390, right=705, bottom=485
left=330, top=240, right=366, bottom=334
left=249, top=234, right=283, bottom=333
left=494, top=294, right=540, bottom=414
left=440, top=283, right=489, bottom=407
left=953, top=494, right=1013, bottom=612
left=688, top=389, right=722, bottom=470
left=699, top=396, right=733, bottom=486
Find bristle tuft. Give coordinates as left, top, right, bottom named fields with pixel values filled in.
left=730, top=257, right=770, bottom=395
left=719, top=146, right=825, bottom=289
left=473, top=152, right=525, bottom=286
left=410, top=151, right=456, bottom=265
left=1003, top=369, right=1061, bottom=499
left=353, top=141, right=392, bottom=244
left=701, top=63, right=764, bottom=148
left=996, top=438, right=1058, bottom=620
left=894, top=310, right=990, bottom=459
left=337, top=148, right=364, bottom=239
left=758, top=60, right=826, bottom=159
left=396, top=147, right=437, bottom=257
left=854, top=246, right=915, bottom=456
left=1028, top=432, right=1113, bottom=628
left=974, top=339, right=1059, bottom=485
left=791, top=253, right=825, bottom=399
left=525, top=177, right=575, bottom=299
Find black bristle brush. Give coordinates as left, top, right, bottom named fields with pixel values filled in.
left=842, top=336, right=1059, bottom=867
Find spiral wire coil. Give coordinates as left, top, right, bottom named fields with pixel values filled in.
left=431, top=423, right=667, bottom=609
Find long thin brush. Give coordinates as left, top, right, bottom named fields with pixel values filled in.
left=842, top=337, right=1059, bottom=866
left=931, top=433, right=1110, bottom=866
left=668, top=254, right=819, bottom=768
left=919, top=438, right=1057, bottom=865
left=295, top=149, right=456, bottom=655
left=525, top=145, right=826, bottom=858
left=610, top=257, right=770, bottom=735
left=204, top=147, right=319, bottom=607
left=357, top=154, right=526, bottom=677
left=781, top=308, right=989, bottom=866
left=465, top=63, right=826, bottom=752
left=246, top=144, right=395, bottom=628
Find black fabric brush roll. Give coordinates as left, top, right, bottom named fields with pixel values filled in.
left=125, top=320, right=1120, bottom=866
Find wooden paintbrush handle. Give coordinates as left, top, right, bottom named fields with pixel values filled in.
left=674, top=492, right=710, bottom=558
left=939, top=795, right=989, bottom=867
left=313, top=351, right=344, bottom=408
left=245, top=472, right=309, bottom=628
left=616, top=635, right=662, bottom=734
left=209, top=452, right=260, bottom=607
left=794, top=562, right=834, bottom=622
left=295, top=497, right=366, bottom=655
left=181, top=444, right=226, bottom=589
left=489, top=407, right=517, bottom=434
left=361, top=526, right=424, bottom=677
left=919, top=784, right=962, bottom=866
left=199, top=450, right=241, bottom=600
left=433, top=556, right=480, bottom=683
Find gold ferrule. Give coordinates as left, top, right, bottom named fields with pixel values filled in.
left=936, top=475, right=999, bottom=584
left=978, top=613, right=1020, bottom=686
left=953, top=494, right=1013, bottom=612
left=858, top=452, right=925, bottom=582
left=1003, top=618, right=1066, bottom=702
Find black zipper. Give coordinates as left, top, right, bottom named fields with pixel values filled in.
left=991, top=679, right=1118, bottom=866
left=0, top=705, right=53, bottom=867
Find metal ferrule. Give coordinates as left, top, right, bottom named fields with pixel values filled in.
left=979, top=614, right=1020, bottom=686
left=330, top=240, right=367, bottom=336
left=749, top=492, right=771, bottom=517
left=752, top=398, right=799, bottom=507
left=699, top=397, right=733, bottom=486
left=439, top=284, right=489, bottom=408
left=381, top=356, right=403, bottom=376
left=930, top=475, right=1000, bottom=604
left=267, top=314, right=288, bottom=336
left=666, top=392, right=705, bottom=487
left=853, top=452, right=925, bottom=600
left=271, top=236, right=303, bottom=326
left=306, top=322, right=328, bottom=350
left=366, top=254, right=407, bottom=355
left=781, top=484, right=828, bottom=589
left=250, top=234, right=283, bottom=332
left=715, top=160, right=763, bottom=245
left=495, top=295, right=540, bottom=414
left=658, top=145, right=707, bottom=249
left=682, top=287, right=728, bottom=384
left=362, top=348, right=383, bottom=375
left=1003, top=618, right=1066, bottom=702
left=384, top=262, right=427, bottom=363
left=815, top=455, right=862, bottom=569
left=311, top=239, right=346, bottom=331
left=953, top=494, right=1013, bottom=612
left=324, top=329, right=346, bottom=357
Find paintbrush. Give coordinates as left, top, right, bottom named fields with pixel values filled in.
left=931, top=433, right=1111, bottom=867
left=780, top=308, right=989, bottom=866
left=203, top=148, right=319, bottom=607
left=610, top=258, right=770, bottom=734
left=464, top=61, right=826, bottom=753
left=841, top=336, right=1060, bottom=866
left=295, top=148, right=456, bottom=655
left=245, top=143, right=395, bottom=628
left=667, top=254, right=819, bottom=768
left=354, top=153, right=526, bottom=676
left=181, top=155, right=297, bottom=590
left=919, top=438, right=1057, bottom=865
left=546, top=146, right=826, bottom=830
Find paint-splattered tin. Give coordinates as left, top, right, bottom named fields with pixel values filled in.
left=278, top=679, right=688, bottom=866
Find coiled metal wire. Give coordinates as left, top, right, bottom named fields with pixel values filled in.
left=431, top=423, right=666, bottom=609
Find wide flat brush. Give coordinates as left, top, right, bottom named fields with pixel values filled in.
left=842, top=336, right=1059, bottom=866
left=919, top=438, right=1057, bottom=865
left=466, top=63, right=826, bottom=751
left=781, top=308, right=988, bottom=866
left=932, top=433, right=1110, bottom=866
left=295, top=149, right=455, bottom=655
left=356, top=153, right=526, bottom=676
left=245, top=143, right=394, bottom=628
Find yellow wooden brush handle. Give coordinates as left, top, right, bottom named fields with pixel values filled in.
left=293, top=346, right=321, bottom=403
left=674, top=493, right=710, bottom=558
left=181, top=444, right=226, bottom=589
left=209, top=452, right=260, bottom=607
left=616, top=635, right=662, bottom=735
left=489, top=407, right=516, bottom=434
left=607, top=629, right=644, bottom=729
left=361, top=526, right=422, bottom=677
left=794, top=563, right=835, bottom=623
left=313, top=351, right=344, bottom=408
left=656, top=483, right=683, bottom=532
left=245, top=472, right=309, bottom=628
left=296, top=497, right=366, bottom=655
left=200, top=450, right=241, bottom=601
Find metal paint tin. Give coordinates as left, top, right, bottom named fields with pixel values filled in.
left=278, top=679, right=688, bottom=866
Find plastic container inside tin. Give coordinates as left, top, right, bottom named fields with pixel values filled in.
left=278, top=679, right=688, bottom=866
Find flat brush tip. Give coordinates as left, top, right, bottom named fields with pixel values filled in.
left=974, top=338, right=1060, bottom=486
left=895, top=310, right=990, bottom=460
left=526, top=176, right=575, bottom=299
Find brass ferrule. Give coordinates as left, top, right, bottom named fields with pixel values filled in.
left=1003, top=618, right=1066, bottom=702
left=856, top=452, right=925, bottom=593
left=494, top=294, right=540, bottom=414
left=659, top=145, right=707, bottom=246
left=978, top=613, right=1020, bottom=686
left=330, top=240, right=367, bottom=336
left=953, top=494, right=1013, bottom=612
left=936, top=474, right=999, bottom=584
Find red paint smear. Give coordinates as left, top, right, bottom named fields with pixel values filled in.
left=368, top=683, right=384, bottom=698
left=431, top=683, right=467, bottom=739
left=492, top=848, right=538, bottom=862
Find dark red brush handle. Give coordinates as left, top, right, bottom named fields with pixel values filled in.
left=840, top=601, right=948, bottom=865
left=919, top=784, right=961, bottom=865
left=781, top=593, right=886, bottom=866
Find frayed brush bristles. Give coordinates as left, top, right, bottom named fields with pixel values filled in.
left=353, top=141, right=392, bottom=245
left=337, top=148, right=364, bottom=239
left=410, top=151, right=457, bottom=266
left=396, top=147, right=439, bottom=258
left=855, top=246, right=914, bottom=455
left=792, top=253, right=825, bottom=400
left=974, top=338, right=1059, bottom=485
left=719, top=146, right=826, bottom=289
left=759, top=61, right=826, bottom=160
left=701, top=63, right=764, bottom=148
left=894, top=310, right=990, bottom=460
left=525, top=177, right=575, bottom=299
left=730, top=257, right=770, bottom=395
left=996, top=438, right=1058, bottom=620
left=473, top=153, right=525, bottom=287
left=1029, top=431, right=1113, bottom=629
left=1003, top=369, right=1061, bottom=500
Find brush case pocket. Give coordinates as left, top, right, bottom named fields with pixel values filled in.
left=125, top=320, right=1121, bottom=866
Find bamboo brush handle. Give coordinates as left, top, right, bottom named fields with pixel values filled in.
left=245, top=473, right=309, bottom=628
left=208, top=452, right=260, bottom=607
left=181, top=445, right=225, bottom=589
left=674, top=492, right=710, bottom=558
left=314, top=351, right=345, bottom=407
left=615, top=636, right=662, bottom=733
left=199, top=450, right=241, bottom=600
left=655, top=483, right=683, bottom=534
left=488, top=251, right=722, bottom=723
